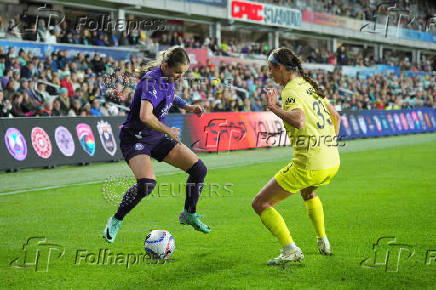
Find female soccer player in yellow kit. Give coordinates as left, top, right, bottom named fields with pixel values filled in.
left=252, top=47, right=341, bottom=265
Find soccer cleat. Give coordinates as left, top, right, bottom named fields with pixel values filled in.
left=103, top=216, right=122, bottom=243
left=317, top=236, right=332, bottom=255
left=179, top=210, right=211, bottom=234
left=267, top=247, right=304, bottom=265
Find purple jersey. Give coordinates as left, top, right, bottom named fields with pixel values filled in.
left=122, top=66, right=176, bottom=139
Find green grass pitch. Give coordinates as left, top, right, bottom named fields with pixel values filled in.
left=1, top=134, right=435, bottom=289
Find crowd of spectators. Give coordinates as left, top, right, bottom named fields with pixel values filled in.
left=0, top=47, right=435, bottom=119
left=0, top=15, right=149, bottom=47
left=153, top=33, right=436, bottom=71
left=1, top=3, right=434, bottom=71
left=261, top=0, right=436, bottom=33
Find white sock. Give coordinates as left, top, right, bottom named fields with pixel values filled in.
left=283, top=242, right=297, bottom=252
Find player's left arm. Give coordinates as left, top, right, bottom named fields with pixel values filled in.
left=173, top=96, right=204, bottom=117
left=265, top=88, right=305, bottom=129
left=325, top=100, right=341, bottom=135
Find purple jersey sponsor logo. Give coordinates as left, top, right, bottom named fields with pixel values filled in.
left=135, top=143, right=144, bottom=151
left=55, top=126, right=75, bottom=157
left=97, top=120, right=117, bottom=156
left=4, top=128, right=27, bottom=161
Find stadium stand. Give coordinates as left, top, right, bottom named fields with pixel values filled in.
left=0, top=0, right=435, bottom=118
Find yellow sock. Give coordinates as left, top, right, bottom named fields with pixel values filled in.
left=260, top=207, right=293, bottom=247
left=305, top=196, right=326, bottom=238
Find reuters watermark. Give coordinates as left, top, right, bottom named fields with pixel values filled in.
left=102, top=179, right=234, bottom=205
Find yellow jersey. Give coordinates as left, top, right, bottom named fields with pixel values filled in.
left=281, top=77, right=340, bottom=170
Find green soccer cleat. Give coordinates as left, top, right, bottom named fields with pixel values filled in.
left=179, top=210, right=211, bottom=234
left=103, top=216, right=122, bottom=243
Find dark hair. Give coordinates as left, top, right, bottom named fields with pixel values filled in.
left=143, top=46, right=190, bottom=73
left=269, top=47, right=325, bottom=99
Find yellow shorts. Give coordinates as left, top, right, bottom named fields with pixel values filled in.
left=274, top=161, right=339, bottom=194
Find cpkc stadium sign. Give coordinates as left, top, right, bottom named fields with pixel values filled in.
left=230, top=0, right=301, bottom=28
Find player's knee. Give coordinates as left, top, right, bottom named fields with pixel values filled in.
left=187, top=159, right=207, bottom=181
left=300, top=190, right=316, bottom=201
left=137, top=178, right=157, bottom=198
left=252, top=195, right=267, bottom=215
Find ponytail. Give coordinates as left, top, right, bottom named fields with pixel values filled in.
left=143, top=50, right=166, bottom=73
left=143, top=46, right=190, bottom=73
left=269, top=47, right=326, bottom=99
left=294, top=58, right=325, bottom=99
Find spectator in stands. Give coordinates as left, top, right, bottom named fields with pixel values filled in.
left=10, top=93, right=27, bottom=117
left=68, top=99, right=82, bottom=116
left=89, top=97, right=101, bottom=116
left=20, top=62, right=33, bottom=79
left=82, top=29, right=92, bottom=46
left=3, top=79, right=16, bottom=100
left=52, top=98, right=61, bottom=116
left=33, top=82, right=49, bottom=104
left=44, top=27, right=57, bottom=44
left=21, top=90, right=38, bottom=116
left=0, top=54, right=5, bottom=78
left=60, top=71, right=74, bottom=97
left=0, top=89, right=12, bottom=117
left=81, top=102, right=91, bottom=116
left=7, top=19, right=21, bottom=39
left=58, top=88, right=71, bottom=115
left=90, top=54, right=105, bottom=75
left=39, top=100, right=52, bottom=117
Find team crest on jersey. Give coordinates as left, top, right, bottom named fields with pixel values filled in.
left=150, top=89, right=158, bottom=99
left=97, top=120, right=117, bottom=156
left=285, top=97, right=296, bottom=105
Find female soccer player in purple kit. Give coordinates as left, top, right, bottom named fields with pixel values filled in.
left=104, top=47, right=210, bottom=243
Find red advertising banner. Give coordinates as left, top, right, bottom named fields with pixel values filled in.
left=231, top=0, right=264, bottom=22
left=186, top=48, right=208, bottom=67
left=302, top=10, right=361, bottom=30
left=184, top=111, right=290, bottom=152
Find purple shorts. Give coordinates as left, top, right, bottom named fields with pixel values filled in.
left=119, top=128, right=178, bottom=163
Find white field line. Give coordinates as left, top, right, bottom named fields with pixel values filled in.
left=0, top=161, right=263, bottom=197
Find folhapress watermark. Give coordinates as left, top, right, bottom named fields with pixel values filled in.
left=75, top=249, right=169, bottom=268
left=9, top=237, right=65, bottom=272
left=361, top=236, right=436, bottom=272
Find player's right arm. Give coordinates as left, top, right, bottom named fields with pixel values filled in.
left=325, top=101, right=341, bottom=136
left=265, top=88, right=305, bottom=129
left=140, top=100, right=181, bottom=144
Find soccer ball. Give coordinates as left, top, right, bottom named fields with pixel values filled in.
left=144, top=230, right=175, bottom=259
